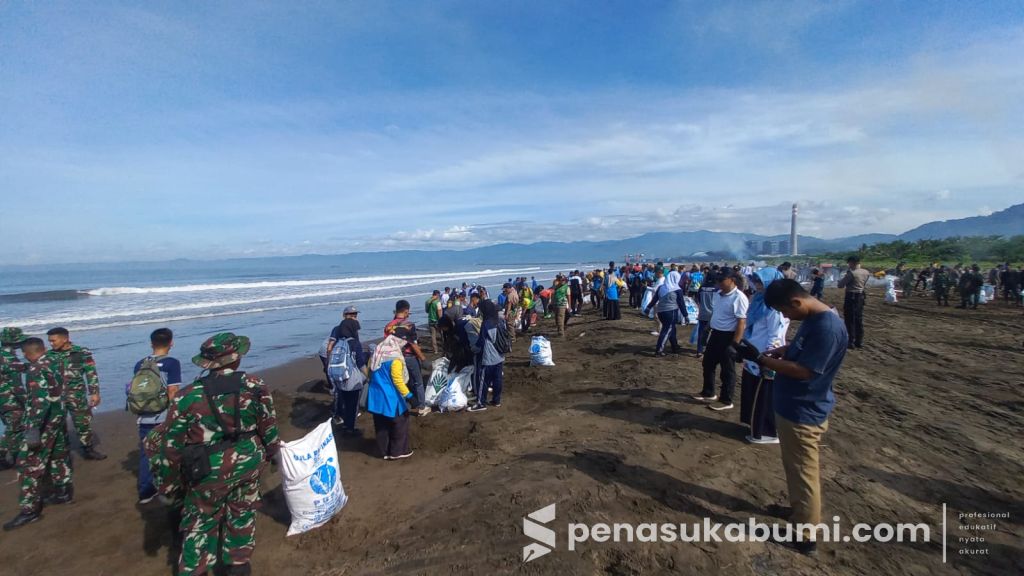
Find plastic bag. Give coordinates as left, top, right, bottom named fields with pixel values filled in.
left=885, top=278, right=898, bottom=304
left=425, top=357, right=449, bottom=407
left=529, top=336, right=555, bottom=367
left=683, top=296, right=699, bottom=325
left=641, top=288, right=655, bottom=319
left=280, top=420, right=349, bottom=536
left=438, top=367, right=471, bottom=412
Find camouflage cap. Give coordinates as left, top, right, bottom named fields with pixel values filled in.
left=0, top=327, right=28, bottom=346
left=192, top=332, right=251, bottom=370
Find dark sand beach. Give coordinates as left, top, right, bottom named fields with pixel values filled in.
left=0, top=288, right=1021, bottom=575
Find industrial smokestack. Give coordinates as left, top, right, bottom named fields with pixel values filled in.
left=790, top=203, right=798, bottom=256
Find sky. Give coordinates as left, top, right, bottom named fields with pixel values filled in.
left=1, top=1, right=1022, bottom=264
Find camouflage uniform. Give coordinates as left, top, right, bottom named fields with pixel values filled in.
left=47, top=344, right=100, bottom=449
left=933, top=269, right=950, bottom=306
left=0, top=328, right=28, bottom=462
left=17, top=353, right=72, bottom=514
left=154, top=333, right=280, bottom=576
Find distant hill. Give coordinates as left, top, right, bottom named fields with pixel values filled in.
left=4, top=204, right=1019, bottom=270
left=899, top=203, right=1024, bottom=241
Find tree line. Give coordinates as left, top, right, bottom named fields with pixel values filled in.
left=818, top=235, right=1024, bottom=265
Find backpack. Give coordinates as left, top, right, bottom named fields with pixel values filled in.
left=493, top=320, right=512, bottom=355
left=127, top=356, right=169, bottom=415
left=327, top=338, right=354, bottom=388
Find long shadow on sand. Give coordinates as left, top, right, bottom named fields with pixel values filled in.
left=573, top=400, right=748, bottom=441
left=523, top=449, right=760, bottom=522
left=563, top=386, right=696, bottom=405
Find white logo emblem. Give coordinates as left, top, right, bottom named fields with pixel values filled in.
left=523, top=503, right=556, bottom=562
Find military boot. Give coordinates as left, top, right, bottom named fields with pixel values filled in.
left=3, top=507, right=41, bottom=531
left=44, top=484, right=74, bottom=505
left=224, top=563, right=252, bottom=575
left=81, top=446, right=107, bottom=460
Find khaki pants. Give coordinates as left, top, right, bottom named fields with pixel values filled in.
left=555, top=306, right=567, bottom=336
left=776, top=415, right=829, bottom=540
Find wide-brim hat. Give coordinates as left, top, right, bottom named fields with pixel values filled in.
left=193, top=332, right=251, bottom=370
left=0, top=327, right=28, bottom=346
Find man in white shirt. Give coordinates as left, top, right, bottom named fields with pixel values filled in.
left=693, top=271, right=749, bottom=411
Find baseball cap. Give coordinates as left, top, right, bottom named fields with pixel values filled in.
left=343, top=306, right=359, bottom=315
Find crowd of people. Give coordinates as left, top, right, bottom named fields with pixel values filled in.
left=1, top=254, right=1018, bottom=572
left=897, top=262, right=1023, bottom=309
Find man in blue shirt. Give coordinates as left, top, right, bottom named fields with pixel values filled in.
left=733, top=279, right=848, bottom=556
left=131, top=328, right=182, bottom=504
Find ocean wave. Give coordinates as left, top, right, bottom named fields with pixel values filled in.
left=0, top=290, right=89, bottom=304
left=46, top=293, right=425, bottom=332
left=83, top=267, right=543, bottom=296
left=3, top=266, right=567, bottom=329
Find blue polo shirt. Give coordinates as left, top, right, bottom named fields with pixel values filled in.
left=773, top=310, right=848, bottom=425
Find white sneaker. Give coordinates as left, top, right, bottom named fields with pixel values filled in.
left=691, top=394, right=718, bottom=402
left=392, top=451, right=414, bottom=460
left=746, top=435, right=780, bottom=445
left=707, top=403, right=734, bottom=411
left=650, top=331, right=659, bottom=336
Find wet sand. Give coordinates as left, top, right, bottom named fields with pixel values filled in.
left=0, top=288, right=1021, bottom=575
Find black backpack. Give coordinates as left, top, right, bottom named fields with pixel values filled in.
left=493, top=320, right=512, bottom=354
left=180, top=372, right=256, bottom=484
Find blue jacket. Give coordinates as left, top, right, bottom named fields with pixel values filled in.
left=367, top=359, right=410, bottom=418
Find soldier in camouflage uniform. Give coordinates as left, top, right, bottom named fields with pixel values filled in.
left=45, top=327, right=107, bottom=460
left=0, top=327, right=29, bottom=469
left=154, top=332, right=280, bottom=576
left=3, top=338, right=73, bottom=531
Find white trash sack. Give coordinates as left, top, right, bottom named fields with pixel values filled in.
left=438, top=367, right=472, bottom=412
left=280, top=420, right=349, bottom=536
left=885, top=277, right=898, bottom=304
left=426, top=357, right=450, bottom=407
left=530, top=336, right=555, bottom=367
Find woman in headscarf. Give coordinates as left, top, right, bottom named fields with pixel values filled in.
left=466, top=299, right=505, bottom=412
left=366, top=334, right=415, bottom=459
left=739, top=268, right=789, bottom=444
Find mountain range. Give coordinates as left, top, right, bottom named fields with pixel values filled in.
left=240, top=202, right=1022, bottom=268
left=3, top=204, right=1020, bottom=271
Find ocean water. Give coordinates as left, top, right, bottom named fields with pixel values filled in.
left=0, top=259, right=573, bottom=414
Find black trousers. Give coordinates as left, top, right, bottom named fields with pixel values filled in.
left=740, top=370, right=777, bottom=438
left=605, top=299, right=621, bottom=320
left=701, top=329, right=736, bottom=403
left=843, top=292, right=865, bottom=347
left=935, top=288, right=949, bottom=306
left=372, top=413, right=410, bottom=458
left=571, top=289, right=583, bottom=313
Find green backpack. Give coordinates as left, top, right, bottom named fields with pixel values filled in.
left=128, top=356, right=169, bottom=415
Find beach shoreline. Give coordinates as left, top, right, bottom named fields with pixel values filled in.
left=0, top=288, right=1021, bottom=575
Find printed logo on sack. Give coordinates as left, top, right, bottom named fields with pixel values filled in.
left=523, top=504, right=557, bottom=563
left=309, top=458, right=337, bottom=495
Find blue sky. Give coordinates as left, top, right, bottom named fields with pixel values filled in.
left=1, top=1, right=1022, bottom=264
